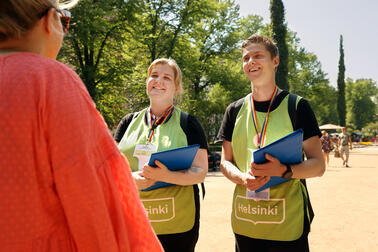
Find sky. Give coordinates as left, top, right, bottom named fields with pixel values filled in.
left=235, top=0, right=378, bottom=86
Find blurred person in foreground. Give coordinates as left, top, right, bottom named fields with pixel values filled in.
left=217, top=34, right=325, bottom=252
left=0, top=0, right=162, bottom=251
left=114, top=58, right=208, bottom=252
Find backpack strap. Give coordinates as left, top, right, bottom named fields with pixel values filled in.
left=230, top=97, right=245, bottom=125
left=180, top=111, right=189, bottom=134
left=133, top=111, right=140, bottom=120
left=288, top=93, right=298, bottom=128
left=180, top=111, right=206, bottom=199
left=300, top=178, right=314, bottom=224
left=115, top=112, right=139, bottom=143
left=287, top=93, right=315, bottom=224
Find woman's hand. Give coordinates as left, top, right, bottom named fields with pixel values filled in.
left=132, top=171, right=156, bottom=190
left=142, top=160, right=171, bottom=181
left=243, top=172, right=270, bottom=191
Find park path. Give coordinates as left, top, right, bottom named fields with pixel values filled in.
left=195, top=146, right=378, bottom=252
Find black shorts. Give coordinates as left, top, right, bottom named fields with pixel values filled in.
left=157, top=185, right=200, bottom=252
left=235, top=214, right=310, bottom=252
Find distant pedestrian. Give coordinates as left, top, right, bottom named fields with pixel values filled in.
left=320, top=131, right=332, bottom=167
left=338, top=128, right=352, bottom=167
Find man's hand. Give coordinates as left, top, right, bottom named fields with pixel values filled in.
left=251, top=153, right=286, bottom=177
left=220, top=140, right=271, bottom=189
left=243, top=172, right=270, bottom=191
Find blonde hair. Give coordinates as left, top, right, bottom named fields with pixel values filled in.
left=0, top=0, right=78, bottom=42
left=147, top=58, right=183, bottom=96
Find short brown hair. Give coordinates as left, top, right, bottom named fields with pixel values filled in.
left=241, top=34, right=279, bottom=59
left=0, top=0, right=77, bottom=42
left=147, top=58, right=183, bottom=96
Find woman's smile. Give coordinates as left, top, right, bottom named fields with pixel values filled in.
left=147, top=64, right=176, bottom=100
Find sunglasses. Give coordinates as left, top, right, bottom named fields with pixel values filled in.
left=38, top=8, right=71, bottom=33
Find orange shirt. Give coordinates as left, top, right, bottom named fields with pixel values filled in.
left=0, top=53, right=162, bottom=252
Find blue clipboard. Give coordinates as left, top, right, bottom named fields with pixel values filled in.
left=142, top=144, right=200, bottom=191
left=253, top=129, right=303, bottom=192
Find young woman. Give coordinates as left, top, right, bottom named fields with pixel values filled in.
left=114, top=58, right=208, bottom=252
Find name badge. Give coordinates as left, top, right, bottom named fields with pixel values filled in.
left=245, top=149, right=270, bottom=200
left=134, top=144, right=157, bottom=171
left=246, top=188, right=270, bottom=201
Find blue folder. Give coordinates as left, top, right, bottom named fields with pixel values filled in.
left=142, top=144, right=200, bottom=191
left=253, top=129, right=303, bottom=192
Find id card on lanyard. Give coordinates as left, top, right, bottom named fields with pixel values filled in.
left=246, top=149, right=270, bottom=200
left=133, top=105, right=175, bottom=170
left=133, top=144, right=157, bottom=171
left=246, top=87, right=279, bottom=200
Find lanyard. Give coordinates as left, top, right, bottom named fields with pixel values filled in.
left=147, top=105, right=175, bottom=143
left=250, top=86, right=279, bottom=148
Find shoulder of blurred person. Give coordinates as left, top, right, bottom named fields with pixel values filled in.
left=1, top=52, right=91, bottom=100
left=0, top=1, right=164, bottom=251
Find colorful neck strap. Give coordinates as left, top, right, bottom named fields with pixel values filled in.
left=147, top=105, right=175, bottom=143
left=250, top=86, right=279, bottom=148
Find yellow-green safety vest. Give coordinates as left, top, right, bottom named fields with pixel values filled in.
left=231, top=93, right=310, bottom=241
left=118, top=108, right=196, bottom=235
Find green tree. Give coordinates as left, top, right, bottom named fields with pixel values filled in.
left=128, top=0, right=242, bottom=97
left=270, top=0, right=289, bottom=90
left=337, top=35, right=346, bottom=126
left=307, top=82, right=338, bottom=125
left=181, top=83, right=231, bottom=141
left=362, top=121, right=378, bottom=139
left=179, top=14, right=267, bottom=140
left=57, top=0, right=343, bottom=135
left=131, top=0, right=199, bottom=62
left=176, top=0, right=241, bottom=98
left=346, top=78, right=377, bottom=130
left=286, top=31, right=337, bottom=124
left=238, top=15, right=266, bottom=39
left=59, top=0, right=139, bottom=127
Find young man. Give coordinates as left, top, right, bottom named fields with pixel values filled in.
left=217, top=34, right=325, bottom=252
left=338, top=127, right=352, bottom=167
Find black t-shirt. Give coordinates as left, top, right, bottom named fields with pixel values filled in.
left=217, top=90, right=321, bottom=142
left=114, top=111, right=208, bottom=150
